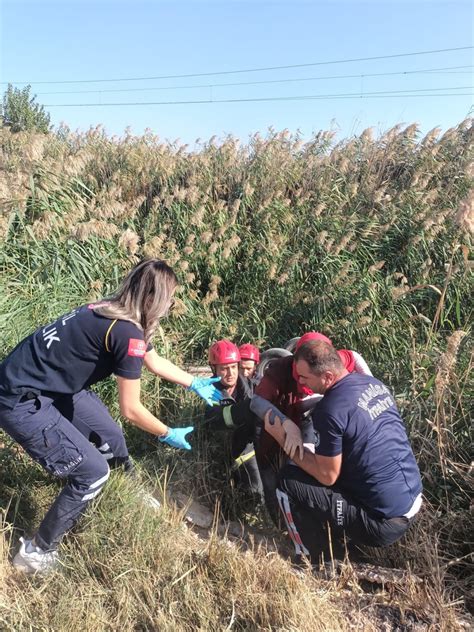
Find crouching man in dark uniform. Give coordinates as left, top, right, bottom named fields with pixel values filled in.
left=264, top=340, right=422, bottom=562
left=251, top=331, right=372, bottom=526
left=204, top=340, right=263, bottom=497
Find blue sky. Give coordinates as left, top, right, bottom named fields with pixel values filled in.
left=1, top=0, right=473, bottom=144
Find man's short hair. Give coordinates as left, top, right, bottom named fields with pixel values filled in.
left=294, top=340, right=344, bottom=375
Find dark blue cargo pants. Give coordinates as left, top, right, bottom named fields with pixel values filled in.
left=0, top=390, right=130, bottom=551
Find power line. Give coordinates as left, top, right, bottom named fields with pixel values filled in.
left=43, top=86, right=473, bottom=107
left=425, top=71, right=473, bottom=74
left=5, top=46, right=473, bottom=85
left=42, top=95, right=474, bottom=108
left=36, top=65, right=473, bottom=96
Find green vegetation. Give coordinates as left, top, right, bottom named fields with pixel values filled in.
left=1, top=85, right=51, bottom=134
left=0, top=121, right=472, bottom=630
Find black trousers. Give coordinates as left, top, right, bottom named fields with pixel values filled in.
left=0, top=390, right=130, bottom=550
left=231, top=441, right=263, bottom=497
left=203, top=400, right=262, bottom=497
left=277, top=464, right=413, bottom=562
left=231, top=425, right=263, bottom=498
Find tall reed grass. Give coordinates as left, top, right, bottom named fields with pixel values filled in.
left=0, top=121, right=472, bottom=628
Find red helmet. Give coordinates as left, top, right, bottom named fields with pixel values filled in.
left=208, top=340, right=241, bottom=365
left=239, top=343, right=260, bottom=363
left=295, top=331, right=332, bottom=351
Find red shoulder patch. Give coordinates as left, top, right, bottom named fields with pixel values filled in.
left=128, top=338, right=147, bottom=357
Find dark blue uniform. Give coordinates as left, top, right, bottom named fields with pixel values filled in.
left=277, top=373, right=423, bottom=561
left=0, top=305, right=150, bottom=550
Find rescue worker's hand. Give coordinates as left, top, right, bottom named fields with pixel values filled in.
left=188, top=376, right=223, bottom=406
left=263, top=410, right=286, bottom=445
left=282, top=418, right=304, bottom=461
left=159, top=426, right=194, bottom=450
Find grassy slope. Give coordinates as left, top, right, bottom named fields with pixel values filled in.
left=0, top=122, right=472, bottom=630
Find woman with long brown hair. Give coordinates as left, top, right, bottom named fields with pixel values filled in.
left=0, top=259, right=221, bottom=574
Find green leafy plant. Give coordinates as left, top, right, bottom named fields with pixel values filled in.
left=1, top=84, right=51, bottom=133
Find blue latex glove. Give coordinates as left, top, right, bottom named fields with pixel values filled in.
left=188, top=376, right=223, bottom=406
left=159, top=426, right=194, bottom=450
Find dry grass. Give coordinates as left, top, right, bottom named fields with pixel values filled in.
left=0, top=473, right=361, bottom=632
left=0, top=469, right=471, bottom=631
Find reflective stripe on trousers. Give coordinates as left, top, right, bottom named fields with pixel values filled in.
left=81, top=467, right=110, bottom=501
left=276, top=489, right=310, bottom=556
